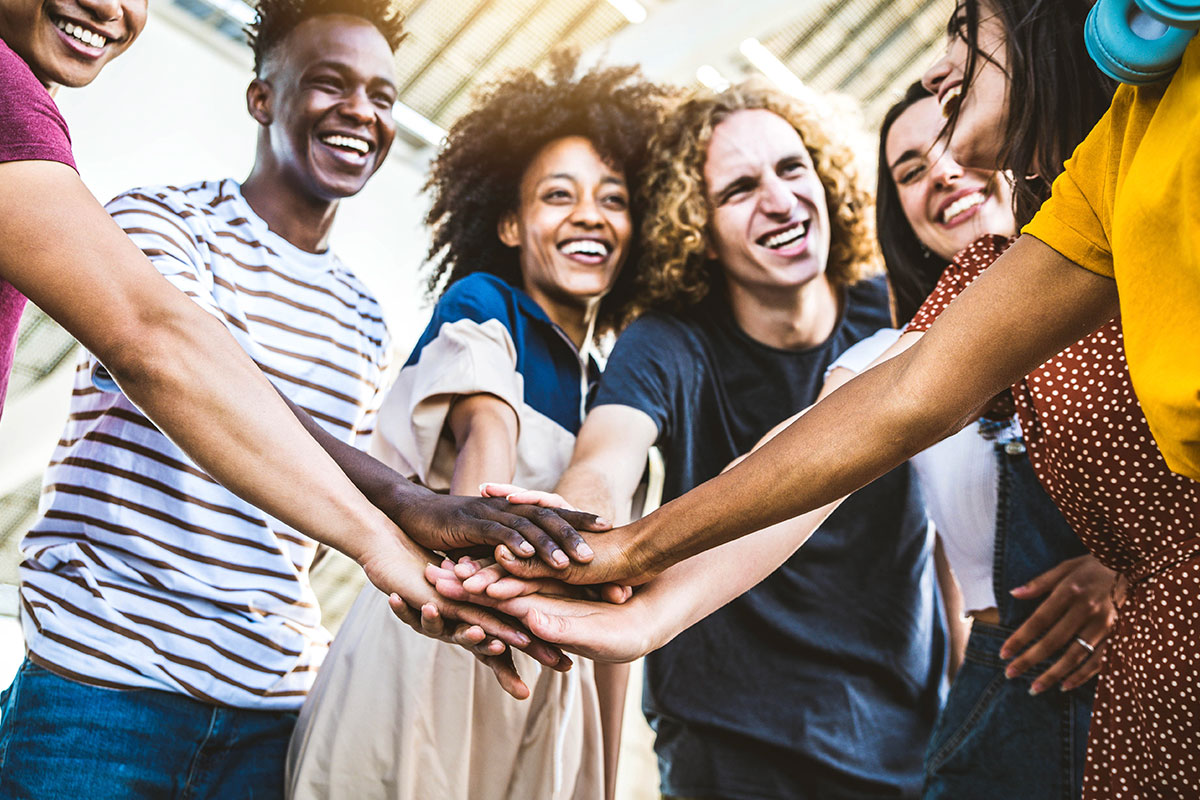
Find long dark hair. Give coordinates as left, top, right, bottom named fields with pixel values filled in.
left=947, top=0, right=1115, bottom=225
left=877, top=82, right=949, bottom=324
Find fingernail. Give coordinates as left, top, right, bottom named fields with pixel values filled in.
left=594, top=518, right=610, bottom=527
left=999, top=647, right=1011, bottom=659
left=1005, top=666, right=1016, bottom=679
left=1059, top=683, right=1073, bottom=692
left=1029, top=683, right=1044, bottom=696
left=552, top=550, right=568, bottom=567
left=479, top=483, right=491, bottom=493
left=577, top=543, right=594, bottom=558
left=518, top=541, right=535, bottom=556
left=511, top=632, right=530, bottom=647
left=497, top=545, right=514, bottom=561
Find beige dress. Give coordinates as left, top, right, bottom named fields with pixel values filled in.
left=286, top=276, right=605, bottom=800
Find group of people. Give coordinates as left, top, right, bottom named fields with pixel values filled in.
left=0, top=0, right=1196, bottom=799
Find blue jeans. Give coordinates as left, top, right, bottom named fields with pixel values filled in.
left=923, top=438, right=1093, bottom=799
left=0, top=659, right=296, bottom=799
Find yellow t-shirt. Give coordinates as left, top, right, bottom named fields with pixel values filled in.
left=1023, top=37, right=1200, bottom=482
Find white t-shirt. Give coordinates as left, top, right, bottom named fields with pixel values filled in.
left=829, top=328, right=1002, bottom=613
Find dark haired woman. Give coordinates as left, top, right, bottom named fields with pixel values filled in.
left=456, top=3, right=1200, bottom=796
left=851, top=81, right=1107, bottom=798
left=285, top=58, right=667, bottom=800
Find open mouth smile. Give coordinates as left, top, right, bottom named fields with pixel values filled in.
left=938, top=188, right=987, bottom=226
left=558, top=237, right=612, bottom=265
left=757, top=220, right=811, bottom=251
left=53, top=15, right=111, bottom=54
left=939, top=83, right=963, bottom=118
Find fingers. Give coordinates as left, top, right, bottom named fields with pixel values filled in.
left=1029, top=632, right=1107, bottom=695
left=599, top=583, right=633, bottom=605
left=480, top=483, right=571, bottom=509
left=1009, top=555, right=1082, bottom=600
left=499, top=505, right=597, bottom=565
left=1004, top=602, right=1090, bottom=678
left=494, top=544, right=566, bottom=581
left=551, top=508, right=612, bottom=532
left=462, top=563, right=511, bottom=594
left=475, top=651, right=530, bottom=700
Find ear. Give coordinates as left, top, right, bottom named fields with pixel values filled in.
left=246, top=78, right=274, bottom=126
left=497, top=212, right=521, bottom=248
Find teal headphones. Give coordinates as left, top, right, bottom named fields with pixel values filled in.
left=1085, top=0, right=1200, bottom=84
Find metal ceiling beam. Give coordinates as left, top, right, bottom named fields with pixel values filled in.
left=581, top=0, right=825, bottom=84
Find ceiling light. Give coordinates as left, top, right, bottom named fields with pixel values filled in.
left=393, top=101, right=447, bottom=148
left=739, top=38, right=809, bottom=99
left=695, top=65, right=731, bottom=92
left=605, top=0, right=647, bottom=24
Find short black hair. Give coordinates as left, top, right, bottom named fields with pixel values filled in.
left=423, top=51, right=671, bottom=333
left=245, top=0, right=406, bottom=75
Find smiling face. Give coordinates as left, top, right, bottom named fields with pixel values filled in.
left=0, top=0, right=147, bottom=88
left=250, top=14, right=397, bottom=202
left=498, top=136, right=632, bottom=314
left=886, top=96, right=1015, bottom=261
left=922, top=0, right=1010, bottom=170
left=703, top=109, right=832, bottom=297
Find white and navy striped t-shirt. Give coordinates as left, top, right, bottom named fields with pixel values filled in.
left=19, top=179, right=391, bottom=710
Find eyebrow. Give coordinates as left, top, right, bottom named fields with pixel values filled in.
left=889, top=148, right=924, bottom=171
left=540, top=173, right=627, bottom=186
left=305, top=60, right=398, bottom=91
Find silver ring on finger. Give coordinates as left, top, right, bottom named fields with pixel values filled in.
left=1075, top=636, right=1096, bottom=655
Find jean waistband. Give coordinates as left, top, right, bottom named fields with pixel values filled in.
left=963, top=620, right=1063, bottom=675
left=1126, top=536, right=1200, bottom=584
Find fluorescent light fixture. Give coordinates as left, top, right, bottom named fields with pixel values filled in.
left=393, top=101, right=448, bottom=147
left=739, top=37, right=809, bottom=99
left=208, top=0, right=256, bottom=25
left=605, top=0, right=647, bottom=24
left=695, top=65, right=731, bottom=92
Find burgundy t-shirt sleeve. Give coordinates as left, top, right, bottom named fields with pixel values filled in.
left=0, top=39, right=76, bottom=168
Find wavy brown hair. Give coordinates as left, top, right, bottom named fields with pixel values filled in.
left=635, top=79, right=879, bottom=317
left=423, top=53, right=671, bottom=334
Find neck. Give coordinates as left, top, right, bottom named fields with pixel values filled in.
left=527, top=287, right=595, bottom=350
left=241, top=162, right=338, bottom=254
left=725, top=272, right=841, bottom=350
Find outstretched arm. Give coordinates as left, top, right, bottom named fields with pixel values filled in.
left=494, top=235, right=1120, bottom=583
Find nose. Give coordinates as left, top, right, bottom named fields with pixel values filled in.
left=338, top=86, right=376, bottom=126
left=77, top=0, right=123, bottom=22
left=569, top=194, right=605, bottom=228
left=923, top=49, right=952, bottom=96
left=759, top=172, right=798, bottom=218
left=928, top=150, right=963, bottom=188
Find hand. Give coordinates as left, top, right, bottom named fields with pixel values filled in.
left=355, top=534, right=570, bottom=700
left=430, top=566, right=656, bottom=663
left=385, top=490, right=610, bottom=569
left=449, top=553, right=632, bottom=605
left=1000, top=554, right=1118, bottom=693
left=479, top=483, right=659, bottom=586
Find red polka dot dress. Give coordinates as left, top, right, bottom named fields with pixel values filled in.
left=907, top=235, right=1200, bottom=799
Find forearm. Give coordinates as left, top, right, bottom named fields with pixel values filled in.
left=447, top=396, right=519, bottom=497
left=934, top=535, right=968, bottom=679
left=626, top=236, right=1120, bottom=570
left=594, top=661, right=629, bottom=800
left=554, top=463, right=627, bottom=524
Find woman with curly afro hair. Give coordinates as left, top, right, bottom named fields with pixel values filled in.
left=286, top=53, right=670, bottom=800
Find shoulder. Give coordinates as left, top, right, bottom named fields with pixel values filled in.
left=0, top=42, right=74, bottom=167
left=606, top=311, right=704, bottom=377
left=435, top=273, right=525, bottom=328
left=105, top=179, right=221, bottom=222
left=617, top=310, right=702, bottom=349
left=843, top=274, right=892, bottom=330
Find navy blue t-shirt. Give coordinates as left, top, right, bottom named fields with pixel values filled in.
left=593, top=277, right=945, bottom=799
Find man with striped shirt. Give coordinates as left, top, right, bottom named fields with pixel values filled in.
left=1, top=2, right=593, bottom=797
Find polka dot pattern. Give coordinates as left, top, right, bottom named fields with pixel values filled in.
left=907, top=235, right=1200, bottom=798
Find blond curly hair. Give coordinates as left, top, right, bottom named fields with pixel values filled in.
left=634, top=80, right=879, bottom=317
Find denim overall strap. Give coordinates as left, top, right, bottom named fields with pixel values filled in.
left=992, top=436, right=1089, bottom=628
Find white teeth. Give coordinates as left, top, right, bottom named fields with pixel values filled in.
left=763, top=222, right=809, bottom=249
left=321, top=134, right=370, bottom=154
left=56, top=19, right=107, bottom=48
left=560, top=240, right=609, bottom=258
left=941, top=191, right=985, bottom=223
left=940, top=85, right=962, bottom=118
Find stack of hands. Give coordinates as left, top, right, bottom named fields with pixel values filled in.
left=389, top=484, right=1119, bottom=702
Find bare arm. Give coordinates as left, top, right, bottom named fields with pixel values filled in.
left=495, top=236, right=1120, bottom=583
left=0, top=160, right=551, bottom=655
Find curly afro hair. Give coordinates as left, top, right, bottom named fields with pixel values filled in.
left=423, top=51, right=672, bottom=334
left=245, top=0, right=406, bottom=75
left=635, top=79, right=880, bottom=316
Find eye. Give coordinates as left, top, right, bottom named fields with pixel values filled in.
left=543, top=188, right=572, bottom=203
left=779, top=158, right=806, bottom=177
left=310, top=74, right=343, bottom=92
left=370, top=91, right=396, bottom=110
left=602, top=192, right=628, bottom=209
left=897, top=164, right=926, bottom=185
left=719, top=181, right=753, bottom=205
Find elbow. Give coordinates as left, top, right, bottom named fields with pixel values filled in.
left=96, top=303, right=220, bottom=397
